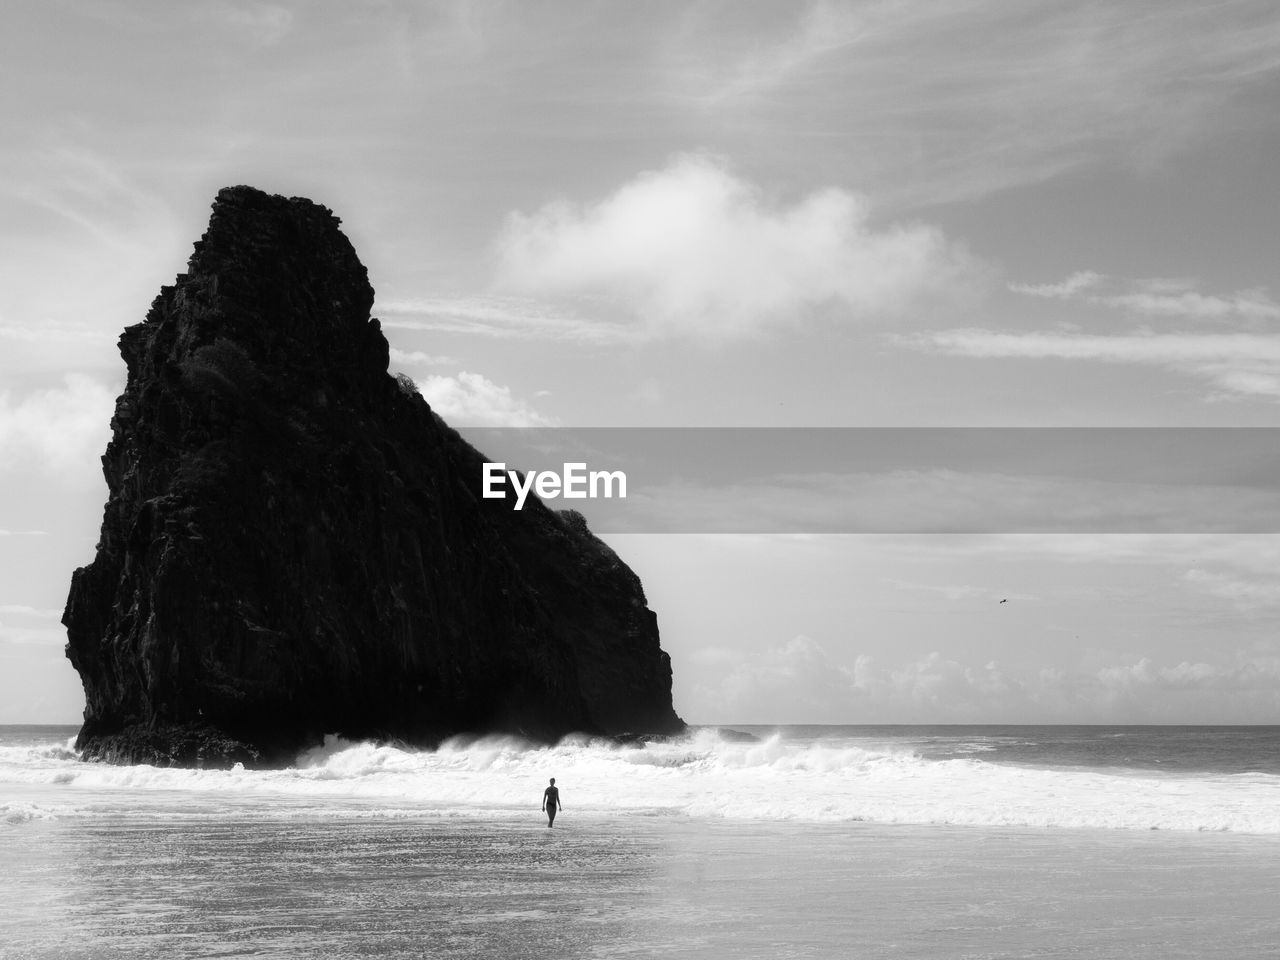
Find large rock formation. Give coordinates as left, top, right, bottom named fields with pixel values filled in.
left=64, top=186, right=683, bottom=767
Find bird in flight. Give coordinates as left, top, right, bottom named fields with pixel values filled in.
left=999, top=598, right=1008, bottom=604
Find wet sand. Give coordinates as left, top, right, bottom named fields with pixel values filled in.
left=4, top=799, right=1280, bottom=959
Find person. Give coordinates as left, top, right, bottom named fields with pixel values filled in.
left=541, top=777, right=561, bottom=827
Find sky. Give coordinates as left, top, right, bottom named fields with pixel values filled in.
left=3, top=0, right=1280, bottom=724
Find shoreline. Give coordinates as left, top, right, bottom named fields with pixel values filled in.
left=7, top=725, right=1280, bottom=834
left=5, top=802, right=1280, bottom=959
left=9, top=777, right=1280, bottom=839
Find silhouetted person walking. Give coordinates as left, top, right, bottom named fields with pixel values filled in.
left=542, top=778, right=561, bottom=827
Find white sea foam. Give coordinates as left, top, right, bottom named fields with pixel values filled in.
left=4, top=729, right=1280, bottom=833
left=2, top=800, right=60, bottom=824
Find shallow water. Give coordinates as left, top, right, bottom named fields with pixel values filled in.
left=5, top=800, right=1280, bottom=959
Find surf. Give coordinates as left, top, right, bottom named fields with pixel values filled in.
left=6, top=726, right=1280, bottom=833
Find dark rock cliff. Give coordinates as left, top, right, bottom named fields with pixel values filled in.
left=63, top=185, right=683, bottom=767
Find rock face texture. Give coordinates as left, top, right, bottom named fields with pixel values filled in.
left=64, top=186, right=683, bottom=766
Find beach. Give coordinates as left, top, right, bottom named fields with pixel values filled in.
left=6, top=794, right=1280, bottom=959
left=5, top=725, right=1280, bottom=958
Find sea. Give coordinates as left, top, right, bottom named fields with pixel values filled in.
left=4, top=724, right=1280, bottom=959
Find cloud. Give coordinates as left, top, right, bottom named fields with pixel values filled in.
left=881, top=578, right=1037, bottom=603
left=0, top=605, right=60, bottom=619
left=613, top=467, right=1280, bottom=535
left=688, top=2, right=868, bottom=107
left=1008, top=271, right=1105, bottom=299
left=495, top=155, right=982, bottom=339
left=884, top=652, right=1017, bottom=716
left=0, top=625, right=66, bottom=647
left=0, top=374, right=116, bottom=479
left=0, top=321, right=113, bottom=344
left=0, top=147, right=184, bottom=376
left=673, top=1, right=1280, bottom=203
left=1010, top=272, right=1280, bottom=322
left=378, top=296, right=628, bottom=343
left=887, top=533, right=1280, bottom=573
left=695, top=636, right=1033, bottom=723
left=1183, top=568, right=1280, bottom=611
left=1203, top=367, right=1280, bottom=398
left=900, top=329, right=1280, bottom=363
left=698, top=635, right=861, bottom=723
left=388, top=348, right=460, bottom=368
left=1091, top=658, right=1280, bottom=718
left=694, top=633, right=1280, bottom=723
left=416, top=371, right=554, bottom=427
left=897, top=328, right=1280, bottom=399
left=1099, top=290, right=1280, bottom=322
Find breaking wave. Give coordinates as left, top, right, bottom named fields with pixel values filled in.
left=4, top=728, right=1280, bottom=833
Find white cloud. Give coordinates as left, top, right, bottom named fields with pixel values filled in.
left=673, top=2, right=1280, bottom=204
left=388, top=348, right=459, bottom=368
left=689, top=2, right=869, bottom=106
left=0, top=321, right=112, bottom=344
left=416, top=371, right=554, bottom=427
left=0, top=374, right=116, bottom=479
left=881, top=578, right=1037, bottom=603
left=379, top=296, right=628, bottom=343
left=495, top=155, right=982, bottom=339
left=0, top=605, right=60, bottom=619
left=897, top=329, right=1280, bottom=399
left=900, top=329, right=1280, bottom=363
left=618, top=468, right=1280, bottom=535
left=1008, top=271, right=1105, bottom=299
left=1183, top=568, right=1280, bottom=611
left=0, top=625, right=66, bottom=647
left=1204, top=368, right=1280, bottom=398
left=698, top=635, right=861, bottom=723
left=885, top=652, right=1016, bottom=715
left=696, top=637, right=1034, bottom=723
left=694, top=633, right=1280, bottom=723
left=1098, top=289, right=1280, bottom=322
left=890, top=533, right=1280, bottom=574
left=1091, top=658, right=1280, bottom=718
left=1009, top=272, right=1280, bottom=322
left=0, top=150, right=184, bottom=378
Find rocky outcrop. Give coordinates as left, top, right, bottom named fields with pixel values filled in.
left=63, top=186, right=683, bottom=767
